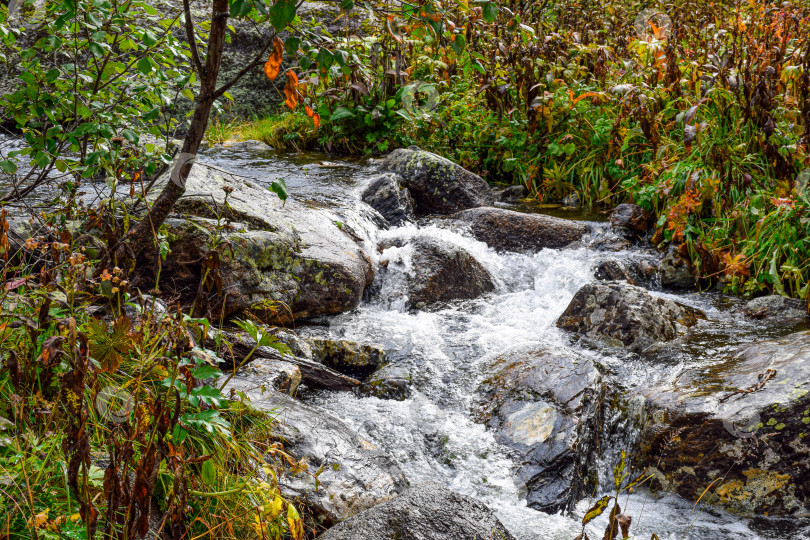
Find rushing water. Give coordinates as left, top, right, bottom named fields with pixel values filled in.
left=195, top=146, right=810, bottom=540
left=4, top=141, right=807, bottom=539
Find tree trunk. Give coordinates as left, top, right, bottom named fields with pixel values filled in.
left=119, top=0, right=229, bottom=266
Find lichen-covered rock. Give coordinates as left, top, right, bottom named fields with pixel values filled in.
left=742, top=295, right=809, bottom=326
left=235, top=388, right=408, bottom=526
left=380, top=148, right=493, bottom=215
left=318, top=482, right=516, bottom=540
left=609, top=203, right=652, bottom=235
left=452, top=207, right=588, bottom=253
left=378, top=236, right=495, bottom=309
left=659, top=244, right=695, bottom=289
left=361, top=173, right=415, bottom=227
left=139, top=162, right=373, bottom=323
left=476, top=348, right=604, bottom=513
left=308, top=337, right=386, bottom=380
left=594, top=260, right=635, bottom=283
left=635, top=331, right=810, bottom=517
left=556, top=282, right=705, bottom=352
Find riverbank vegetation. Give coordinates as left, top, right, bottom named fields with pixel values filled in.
left=236, top=0, right=810, bottom=301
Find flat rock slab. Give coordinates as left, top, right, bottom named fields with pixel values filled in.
left=453, top=206, right=588, bottom=252
left=318, top=482, right=516, bottom=540
left=380, top=148, right=493, bottom=215
left=233, top=388, right=408, bottom=526
left=636, top=330, right=810, bottom=516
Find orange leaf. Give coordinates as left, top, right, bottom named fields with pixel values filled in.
left=304, top=106, right=314, bottom=118
left=283, top=71, right=299, bottom=110
left=264, top=37, right=284, bottom=81
left=313, top=113, right=321, bottom=129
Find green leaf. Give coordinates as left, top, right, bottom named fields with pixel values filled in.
left=284, top=36, right=300, bottom=57
left=482, top=1, right=497, bottom=22
left=269, top=0, right=297, bottom=31
left=193, top=365, right=223, bottom=380
left=89, top=42, right=104, bottom=57
left=330, top=106, right=355, bottom=122
left=45, top=69, right=60, bottom=83
left=340, top=0, right=354, bottom=10
left=189, top=385, right=228, bottom=407
left=0, top=160, right=18, bottom=174
left=269, top=178, right=288, bottom=202
left=143, top=29, right=158, bottom=47
left=121, top=129, right=139, bottom=144
left=137, top=56, right=152, bottom=75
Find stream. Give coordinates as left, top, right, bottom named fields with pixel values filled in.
left=196, top=146, right=810, bottom=540
left=3, top=142, right=808, bottom=539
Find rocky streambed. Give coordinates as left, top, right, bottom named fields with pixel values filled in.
left=11, top=142, right=808, bottom=538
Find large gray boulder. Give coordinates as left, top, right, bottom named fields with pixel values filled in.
left=453, top=206, right=588, bottom=253
left=378, top=235, right=495, bottom=309
left=635, top=331, right=810, bottom=517
left=140, top=163, right=373, bottom=324
left=556, top=282, right=705, bottom=352
left=380, top=148, right=493, bottom=215
left=476, top=348, right=604, bottom=513
left=234, top=388, right=408, bottom=526
left=318, top=482, right=516, bottom=540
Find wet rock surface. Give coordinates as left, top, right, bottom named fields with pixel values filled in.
left=495, top=184, right=528, bottom=204
left=361, top=173, right=415, bottom=227
left=378, top=235, right=495, bottom=309
left=635, top=331, right=810, bottom=517
left=237, top=388, right=408, bottom=526
left=308, top=337, right=386, bottom=380
left=453, top=206, right=588, bottom=253
left=659, top=244, right=696, bottom=289
left=556, top=282, right=705, bottom=352
left=476, top=348, right=604, bottom=513
left=609, top=203, right=652, bottom=236
left=380, top=148, right=494, bottom=215
left=318, top=482, right=516, bottom=540
left=226, top=357, right=302, bottom=396
left=140, top=163, right=373, bottom=324
left=741, top=295, right=809, bottom=326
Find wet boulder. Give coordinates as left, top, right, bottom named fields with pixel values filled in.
left=308, top=337, right=386, bottom=380
left=635, top=331, right=810, bottom=517
left=140, top=163, right=373, bottom=324
left=741, top=295, right=809, bottom=326
left=359, top=363, right=411, bottom=401
left=495, top=184, right=528, bottom=204
left=609, top=203, right=652, bottom=236
left=476, top=348, right=604, bottom=513
left=235, top=388, right=408, bottom=526
left=318, top=482, right=516, bottom=540
left=659, top=244, right=696, bottom=289
left=378, top=236, right=495, bottom=309
left=556, top=282, right=705, bottom=353
left=361, top=173, right=415, bottom=227
left=453, top=207, right=588, bottom=253
left=380, top=148, right=493, bottom=215
left=594, top=260, right=635, bottom=284
left=226, top=357, right=302, bottom=396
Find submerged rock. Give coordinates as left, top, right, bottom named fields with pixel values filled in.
left=636, top=331, right=810, bottom=517
left=609, top=203, right=651, bottom=235
left=361, top=173, right=415, bottom=227
left=318, top=482, right=516, bottom=540
left=378, top=236, right=495, bottom=309
left=742, top=295, right=809, bottom=326
left=453, top=207, right=588, bottom=253
left=237, top=388, right=408, bottom=526
left=556, top=282, right=705, bottom=352
left=476, top=348, right=604, bottom=513
left=359, top=363, right=411, bottom=401
left=380, top=148, right=493, bottom=215
left=140, top=163, right=373, bottom=324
